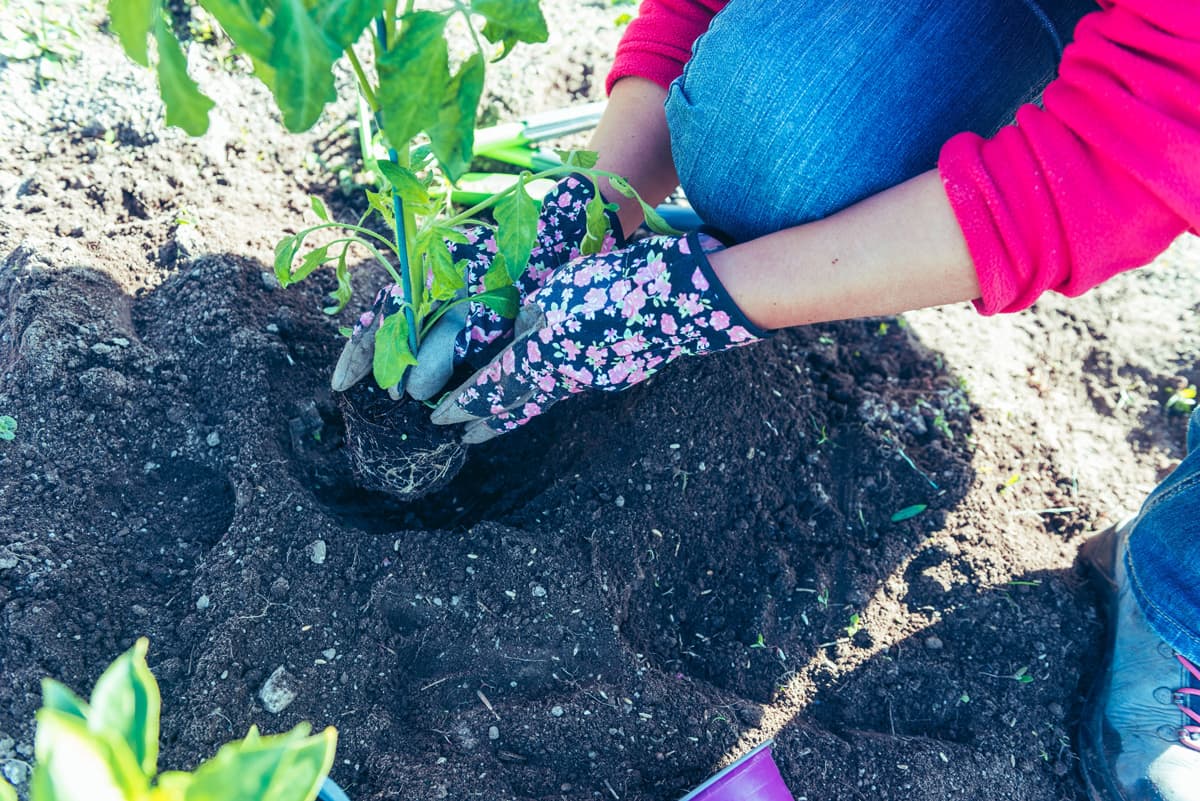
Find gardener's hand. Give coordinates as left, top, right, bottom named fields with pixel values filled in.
left=430, top=231, right=768, bottom=443
left=330, top=175, right=624, bottom=400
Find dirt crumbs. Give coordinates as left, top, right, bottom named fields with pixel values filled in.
left=2, top=4, right=1200, bottom=801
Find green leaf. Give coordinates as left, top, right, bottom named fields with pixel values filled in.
left=183, top=724, right=336, bottom=801
left=89, top=637, right=161, bottom=778
left=607, top=175, right=682, bottom=236
left=273, top=235, right=300, bottom=287
left=493, top=174, right=538, bottom=281
left=289, top=244, right=332, bottom=284
left=147, top=772, right=192, bottom=801
left=310, top=195, right=330, bottom=222
left=0, top=415, right=16, bottom=441
left=890, top=504, right=927, bottom=523
left=33, top=708, right=148, bottom=801
left=427, top=52, right=485, bottom=182
left=0, top=778, right=15, bottom=801
left=474, top=286, right=519, bottom=319
left=197, top=0, right=273, bottom=61
left=323, top=245, right=353, bottom=314
left=376, top=162, right=431, bottom=208
left=364, top=190, right=395, bottom=229
left=481, top=257, right=510, bottom=292
left=109, top=0, right=155, bottom=66
left=153, top=15, right=215, bottom=136
left=267, top=0, right=340, bottom=132
left=580, top=194, right=609, bottom=256
left=373, top=312, right=418, bottom=389
left=376, top=12, right=449, bottom=149
left=41, top=678, right=91, bottom=720
left=427, top=244, right=465, bottom=302
left=471, top=0, right=548, bottom=57
left=555, top=149, right=599, bottom=169
left=315, top=0, right=386, bottom=49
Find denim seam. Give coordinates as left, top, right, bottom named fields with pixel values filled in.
left=1014, top=0, right=1065, bottom=57
left=1138, top=468, right=1200, bottom=512
left=1127, top=540, right=1200, bottom=664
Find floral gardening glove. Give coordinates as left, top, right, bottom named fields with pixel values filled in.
left=331, top=174, right=625, bottom=400
left=431, top=231, right=768, bottom=443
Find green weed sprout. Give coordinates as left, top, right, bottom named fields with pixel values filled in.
left=0, top=638, right=336, bottom=801
left=1166, top=385, right=1197, bottom=415
left=108, top=0, right=676, bottom=390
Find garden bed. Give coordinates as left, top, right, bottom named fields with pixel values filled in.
left=2, top=4, right=1199, bottom=800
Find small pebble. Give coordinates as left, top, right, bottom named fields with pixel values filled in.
left=322, top=648, right=336, bottom=660
left=551, top=705, right=564, bottom=717
left=2, top=761, right=29, bottom=785
left=308, top=540, right=327, bottom=565
left=206, top=431, right=220, bottom=447
left=924, top=635, right=944, bottom=650
left=195, top=594, right=210, bottom=611
left=615, top=495, right=625, bottom=508
left=259, top=666, right=298, bottom=713
left=488, top=726, right=500, bottom=740
left=531, top=584, right=547, bottom=598
left=90, top=342, right=113, bottom=355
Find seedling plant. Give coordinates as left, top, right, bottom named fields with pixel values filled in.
left=0, top=638, right=336, bottom=801
left=108, top=0, right=678, bottom=391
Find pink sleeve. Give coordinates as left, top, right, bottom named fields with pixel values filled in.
left=605, top=0, right=728, bottom=94
left=937, top=0, right=1200, bottom=315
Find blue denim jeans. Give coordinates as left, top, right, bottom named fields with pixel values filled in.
left=1127, top=409, right=1200, bottom=663
left=664, top=0, right=1100, bottom=242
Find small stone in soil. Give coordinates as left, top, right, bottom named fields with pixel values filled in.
left=206, top=431, right=220, bottom=447
left=259, top=666, right=299, bottom=713
left=531, top=584, right=547, bottom=598
left=551, top=705, right=564, bottom=717
left=307, top=540, right=327, bottom=565
left=195, top=594, right=210, bottom=611
left=925, top=635, right=944, bottom=650
left=488, top=726, right=500, bottom=740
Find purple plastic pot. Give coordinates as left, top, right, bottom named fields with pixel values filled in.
left=679, top=741, right=795, bottom=801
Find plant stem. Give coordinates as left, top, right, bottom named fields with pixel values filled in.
left=373, top=12, right=421, bottom=355
left=345, top=46, right=379, bottom=112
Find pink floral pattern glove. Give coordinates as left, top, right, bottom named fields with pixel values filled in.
left=331, top=174, right=624, bottom=399
left=431, top=231, right=768, bottom=443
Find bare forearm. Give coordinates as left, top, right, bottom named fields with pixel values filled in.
left=589, top=77, right=679, bottom=233
left=709, top=170, right=982, bottom=329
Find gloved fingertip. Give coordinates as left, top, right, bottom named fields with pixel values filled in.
left=462, top=421, right=500, bottom=445
left=431, top=399, right=479, bottom=426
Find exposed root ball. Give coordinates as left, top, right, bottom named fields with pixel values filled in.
left=339, top=384, right=467, bottom=501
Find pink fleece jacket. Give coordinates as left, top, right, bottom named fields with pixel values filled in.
left=607, top=1, right=1200, bottom=315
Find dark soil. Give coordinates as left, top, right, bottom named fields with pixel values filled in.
left=2, top=5, right=1199, bottom=801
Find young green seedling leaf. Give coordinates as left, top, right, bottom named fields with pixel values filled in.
left=471, top=0, right=549, bottom=57
left=184, top=723, right=336, bottom=801
left=41, top=678, right=90, bottom=719
left=377, top=161, right=432, bottom=208
left=580, top=194, right=610, bottom=256
left=310, top=195, right=330, bottom=222
left=494, top=174, right=538, bottom=281
left=316, top=0, right=387, bottom=50
left=200, top=0, right=274, bottom=61
left=274, top=235, right=300, bottom=287
left=376, top=12, right=450, bottom=147
left=374, top=312, right=418, bottom=388
left=428, top=52, right=485, bottom=182
left=153, top=14, right=215, bottom=136
left=890, top=504, right=927, bottom=522
left=267, top=0, right=340, bottom=132
left=475, top=286, right=519, bottom=319
left=556, top=149, right=599, bottom=169
left=108, top=0, right=154, bottom=65
left=88, top=637, right=161, bottom=778
left=606, top=175, right=683, bottom=235
left=34, top=707, right=149, bottom=801
left=324, top=245, right=354, bottom=314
